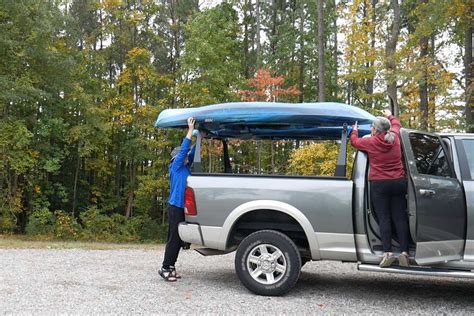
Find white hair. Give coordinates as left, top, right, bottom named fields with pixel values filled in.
left=372, top=117, right=395, bottom=143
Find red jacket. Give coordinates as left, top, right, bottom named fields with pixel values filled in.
left=350, top=115, right=405, bottom=181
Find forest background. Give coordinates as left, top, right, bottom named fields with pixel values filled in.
left=0, top=0, right=472, bottom=242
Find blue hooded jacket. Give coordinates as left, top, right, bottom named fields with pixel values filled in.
left=168, top=137, right=196, bottom=208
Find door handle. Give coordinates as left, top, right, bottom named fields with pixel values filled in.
left=419, top=189, right=436, bottom=197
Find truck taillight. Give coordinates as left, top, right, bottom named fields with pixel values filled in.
left=184, top=187, right=197, bottom=216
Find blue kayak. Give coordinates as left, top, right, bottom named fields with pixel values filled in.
left=155, top=102, right=375, bottom=140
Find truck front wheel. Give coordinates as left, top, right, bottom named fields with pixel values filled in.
left=235, top=230, right=301, bottom=296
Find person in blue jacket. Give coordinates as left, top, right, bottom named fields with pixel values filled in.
left=159, top=117, right=196, bottom=282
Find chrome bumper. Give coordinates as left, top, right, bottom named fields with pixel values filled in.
left=178, top=222, right=204, bottom=246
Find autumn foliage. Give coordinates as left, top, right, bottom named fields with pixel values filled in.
left=238, top=69, right=301, bottom=102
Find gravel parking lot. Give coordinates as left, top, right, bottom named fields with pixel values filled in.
left=1, top=246, right=474, bottom=314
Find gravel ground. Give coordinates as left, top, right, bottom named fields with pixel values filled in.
left=1, top=247, right=474, bottom=314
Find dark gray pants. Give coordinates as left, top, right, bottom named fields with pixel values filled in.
left=370, top=178, right=409, bottom=253
left=162, top=204, right=185, bottom=268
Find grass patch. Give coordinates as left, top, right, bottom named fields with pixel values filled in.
left=0, top=235, right=164, bottom=250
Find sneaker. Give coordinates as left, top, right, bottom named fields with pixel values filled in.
left=398, top=253, right=409, bottom=267
left=379, top=252, right=396, bottom=268
left=169, top=266, right=182, bottom=279
left=159, top=267, right=177, bottom=282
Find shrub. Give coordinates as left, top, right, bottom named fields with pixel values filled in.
left=79, top=206, right=114, bottom=241
left=24, top=205, right=168, bottom=243
left=26, top=208, right=55, bottom=236
left=0, top=213, right=16, bottom=233
left=111, top=213, right=138, bottom=242
left=54, top=211, right=80, bottom=240
left=139, top=219, right=168, bottom=243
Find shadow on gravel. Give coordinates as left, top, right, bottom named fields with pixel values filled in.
left=186, top=267, right=250, bottom=293
left=294, top=270, right=474, bottom=305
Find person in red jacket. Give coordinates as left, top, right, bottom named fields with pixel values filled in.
left=350, top=109, right=409, bottom=268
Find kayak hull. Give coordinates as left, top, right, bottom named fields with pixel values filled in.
left=155, top=102, right=375, bottom=139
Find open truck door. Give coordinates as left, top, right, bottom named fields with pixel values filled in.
left=400, top=130, right=466, bottom=265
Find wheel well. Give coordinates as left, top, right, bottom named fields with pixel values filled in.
left=226, top=209, right=311, bottom=259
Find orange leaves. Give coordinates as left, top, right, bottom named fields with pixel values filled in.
left=238, top=68, right=301, bottom=102
left=248, top=69, right=285, bottom=90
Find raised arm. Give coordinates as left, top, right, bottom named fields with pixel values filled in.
left=171, top=117, right=195, bottom=171
left=382, top=109, right=401, bottom=136
left=350, top=127, right=373, bottom=152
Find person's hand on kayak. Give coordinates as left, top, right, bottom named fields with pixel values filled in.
left=187, top=117, right=195, bottom=130
left=352, top=121, right=358, bottom=132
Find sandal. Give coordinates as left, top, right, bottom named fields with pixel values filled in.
left=159, top=267, right=177, bottom=282
left=169, top=266, right=182, bottom=279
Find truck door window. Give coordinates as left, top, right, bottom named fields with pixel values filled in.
left=408, top=133, right=452, bottom=177
left=461, top=139, right=474, bottom=180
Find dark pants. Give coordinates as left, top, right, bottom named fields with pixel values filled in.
left=162, top=204, right=185, bottom=268
left=370, top=178, right=409, bottom=253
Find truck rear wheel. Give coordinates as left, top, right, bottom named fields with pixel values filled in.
left=235, top=230, right=301, bottom=296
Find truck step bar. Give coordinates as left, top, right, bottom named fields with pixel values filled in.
left=194, top=247, right=236, bottom=256
left=358, top=264, right=474, bottom=279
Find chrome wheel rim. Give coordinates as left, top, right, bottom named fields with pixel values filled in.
left=246, top=244, right=286, bottom=285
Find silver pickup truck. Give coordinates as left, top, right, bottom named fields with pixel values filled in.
left=167, top=107, right=474, bottom=296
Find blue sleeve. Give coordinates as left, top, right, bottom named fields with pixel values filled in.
left=187, top=144, right=196, bottom=166
left=171, top=138, right=192, bottom=171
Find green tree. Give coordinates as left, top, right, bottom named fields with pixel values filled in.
left=179, top=3, right=243, bottom=106
left=0, top=0, right=72, bottom=231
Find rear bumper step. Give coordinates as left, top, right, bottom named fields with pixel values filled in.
left=358, top=264, right=474, bottom=279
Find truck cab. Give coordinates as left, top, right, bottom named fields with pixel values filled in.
left=356, top=131, right=474, bottom=268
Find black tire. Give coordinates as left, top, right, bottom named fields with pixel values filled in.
left=235, top=230, right=301, bottom=296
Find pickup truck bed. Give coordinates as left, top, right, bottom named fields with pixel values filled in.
left=182, top=174, right=355, bottom=261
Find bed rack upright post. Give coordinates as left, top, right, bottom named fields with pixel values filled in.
left=334, top=123, right=348, bottom=177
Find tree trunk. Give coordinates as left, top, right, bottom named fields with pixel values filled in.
left=99, top=6, right=103, bottom=50
left=366, top=0, right=377, bottom=108
left=385, top=0, right=401, bottom=117
left=243, top=0, right=250, bottom=78
left=466, top=26, right=473, bottom=132
left=333, top=0, right=338, bottom=100
left=72, top=150, right=81, bottom=217
left=162, top=189, right=167, bottom=225
left=271, top=142, right=275, bottom=173
left=256, top=0, right=261, bottom=68
left=270, top=0, right=278, bottom=58
left=347, top=56, right=353, bottom=104
left=290, top=1, right=297, bottom=64
left=419, top=30, right=429, bottom=130
left=317, top=0, right=325, bottom=102
left=299, top=0, right=304, bottom=103
left=170, top=0, right=179, bottom=107
left=115, top=156, right=122, bottom=199
left=257, top=141, right=261, bottom=174
left=209, top=148, right=212, bottom=173
left=428, top=33, right=436, bottom=131
left=124, top=162, right=136, bottom=218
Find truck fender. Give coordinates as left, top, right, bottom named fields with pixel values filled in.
left=221, top=200, right=321, bottom=260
